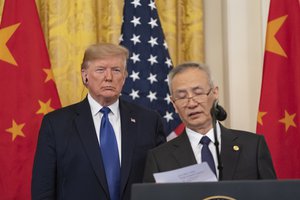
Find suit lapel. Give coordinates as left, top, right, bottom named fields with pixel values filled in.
left=220, top=126, right=241, bottom=180
left=74, top=98, right=109, bottom=196
left=119, top=100, right=137, bottom=194
left=171, top=131, right=198, bottom=167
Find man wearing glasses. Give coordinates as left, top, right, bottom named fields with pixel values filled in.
left=143, top=62, right=276, bottom=182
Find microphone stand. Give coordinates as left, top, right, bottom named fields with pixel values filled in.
left=210, top=104, right=223, bottom=181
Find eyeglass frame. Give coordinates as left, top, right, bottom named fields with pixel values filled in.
left=171, top=87, right=213, bottom=107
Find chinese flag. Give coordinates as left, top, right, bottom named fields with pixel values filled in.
left=0, top=0, right=61, bottom=199
left=257, top=0, right=300, bottom=179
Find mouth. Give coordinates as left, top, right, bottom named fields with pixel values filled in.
left=102, top=86, right=115, bottom=90
left=188, top=111, right=202, bottom=118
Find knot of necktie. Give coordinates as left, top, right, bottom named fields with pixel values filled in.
left=100, top=107, right=111, bottom=115
left=200, top=136, right=211, bottom=145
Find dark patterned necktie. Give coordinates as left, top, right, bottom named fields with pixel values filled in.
left=100, top=107, right=120, bottom=200
left=200, top=136, right=216, bottom=175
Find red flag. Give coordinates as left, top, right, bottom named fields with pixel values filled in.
left=257, top=0, right=300, bottom=179
left=0, top=0, right=61, bottom=199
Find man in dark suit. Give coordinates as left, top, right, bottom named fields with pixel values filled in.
left=143, top=62, right=276, bottom=182
left=31, top=43, right=166, bottom=200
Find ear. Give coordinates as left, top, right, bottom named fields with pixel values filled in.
left=170, top=97, right=179, bottom=114
left=212, top=86, right=219, bottom=99
left=121, top=70, right=128, bottom=85
left=81, top=69, right=87, bottom=84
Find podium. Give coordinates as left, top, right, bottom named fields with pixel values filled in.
left=131, top=180, right=300, bottom=200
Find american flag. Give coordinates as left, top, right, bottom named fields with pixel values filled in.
left=120, top=0, right=183, bottom=139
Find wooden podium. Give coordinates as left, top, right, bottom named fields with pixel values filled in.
left=131, top=180, right=300, bottom=200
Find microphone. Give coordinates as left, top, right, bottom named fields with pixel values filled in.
left=211, top=100, right=227, bottom=121
left=210, top=99, right=225, bottom=181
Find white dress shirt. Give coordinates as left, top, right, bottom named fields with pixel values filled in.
left=87, top=94, right=122, bottom=164
left=186, top=122, right=222, bottom=177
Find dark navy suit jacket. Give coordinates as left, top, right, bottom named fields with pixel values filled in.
left=143, top=124, right=276, bottom=182
left=32, top=98, right=166, bottom=200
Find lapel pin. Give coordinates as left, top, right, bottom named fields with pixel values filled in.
left=233, top=145, right=239, bottom=151
left=130, top=118, right=136, bottom=123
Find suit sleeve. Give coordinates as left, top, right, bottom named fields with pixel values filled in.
left=142, top=113, right=165, bottom=182
left=31, top=116, right=57, bottom=200
left=257, top=135, right=277, bottom=179
left=143, top=150, right=159, bottom=183
left=155, top=113, right=167, bottom=146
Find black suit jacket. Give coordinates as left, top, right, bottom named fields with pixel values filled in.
left=143, top=124, right=276, bottom=182
left=32, top=98, right=166, bottom=200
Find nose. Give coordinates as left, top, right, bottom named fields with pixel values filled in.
left=186, top=95, right=198, bottom=107
left=104, top=69, right=113, bottom=80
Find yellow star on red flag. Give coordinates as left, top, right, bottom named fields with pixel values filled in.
left=5, top=120, right=26, bottom=141
left=43, top=68, right=55, bottom=83
left=0, top=23, right=20, bottom=66
left=265, top=15, right=288, bottom=57
left=257, top=111, right=267, bottom=125
left=279, top=110, right=296, bottom=132
left=36, top=99, right=55, bottom=115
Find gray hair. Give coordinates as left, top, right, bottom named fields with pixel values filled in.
left=167, top=62, right=214, bottom=95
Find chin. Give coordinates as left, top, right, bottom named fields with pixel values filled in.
left=100, top=90, right=117, bottom=96
left=189, top=119, right=207, bottom=127
left=103, top=95, right=119, bottom=102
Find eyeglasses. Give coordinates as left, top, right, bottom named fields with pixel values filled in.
left=172, top=88, right=213, bottom=107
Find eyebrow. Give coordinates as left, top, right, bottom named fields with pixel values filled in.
left=175, top=85, right=205, bottom=92
left=95, top=65, right=122, bottom=69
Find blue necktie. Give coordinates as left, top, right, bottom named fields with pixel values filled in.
left=200, top=136, right=216, bottom=175
left=100, top=107, right=120, bottom=200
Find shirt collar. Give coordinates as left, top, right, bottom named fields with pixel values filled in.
left=186, top=122, right=221, bottom=144
left=87, top=93, right=119, bottom=116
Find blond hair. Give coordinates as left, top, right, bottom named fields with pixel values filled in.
left=81, top=43, right=129, bottom=70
